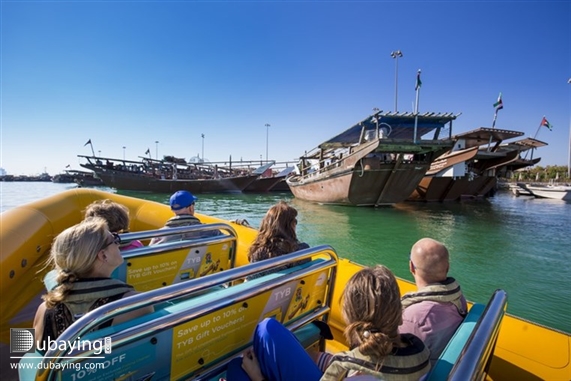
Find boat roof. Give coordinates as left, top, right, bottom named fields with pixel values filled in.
left=450, top=128, right=524, bottom=148
left=78, top=155, right=146, bottom=165
left=499, top=137, right=548, bottom=151
left=320, top=111, right=458, bottom=149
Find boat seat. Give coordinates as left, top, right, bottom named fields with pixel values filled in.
left=43, top=223, right=237, bottom=292
left=201, top=322, right=322, bottom=381
left=425, top=289, right=507, bottom=381
left=26, top=246, right=338, bottom=381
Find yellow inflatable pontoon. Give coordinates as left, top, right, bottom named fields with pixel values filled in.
left=1, top=189, right=569, bottom=380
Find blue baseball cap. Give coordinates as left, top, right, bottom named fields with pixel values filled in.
left=169, top=190, right=198, bottom=210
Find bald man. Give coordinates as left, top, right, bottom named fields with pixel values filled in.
left=399, top=238, right=467, bottom=365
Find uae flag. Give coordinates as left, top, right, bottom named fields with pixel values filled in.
left=415, top=71, right=422, bottom=90
left=541, top=117, right=553, bottom=131
left=493, top=93, right=503, bottom=111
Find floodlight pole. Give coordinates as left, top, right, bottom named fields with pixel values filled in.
left=390, top=50, right=403, bottom=112
left=265, top=124, right=271, bottom=163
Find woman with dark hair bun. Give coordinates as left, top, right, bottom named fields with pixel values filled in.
left=84, top=199, right=143, bottom=251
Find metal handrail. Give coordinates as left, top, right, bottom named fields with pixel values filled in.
left=120, top=222, right=236, bottom=243
left=449, top=289, right=508, bottom=381
left=38, top=245, right=338, bottom=379
left=118, top=223, right=237, bottom=260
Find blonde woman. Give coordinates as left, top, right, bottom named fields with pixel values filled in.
left=84, top=199, right=143, bottom=251
left=230, top=265, right=430, bottom=381
left=33, top=218, right=153, bottom=352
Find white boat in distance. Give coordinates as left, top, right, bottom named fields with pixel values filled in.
left=518, top=183, right=571, bottom=201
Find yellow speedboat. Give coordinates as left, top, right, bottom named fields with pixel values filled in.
left=1, top=189, right=569, bottom=380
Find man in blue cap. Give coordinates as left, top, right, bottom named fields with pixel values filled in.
left=150, top=190, right=216, bottom=245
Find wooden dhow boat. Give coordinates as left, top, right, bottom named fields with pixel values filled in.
left=78, top=155, right=259, bottom=194
left=287, top=111, right=458, bottom=206
left=408, top=128, right=547, bottom=202
left=2, top=189, right=569, bottom=381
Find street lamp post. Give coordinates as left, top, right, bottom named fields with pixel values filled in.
left=98, top=150, right=101, bottom=157
left=155, top=141, right=159, bottom=160
left=122, top=146, right=126, bottom=160
left=201, top=134, right=205, bottom=162
left=265, top=124, right=270, bottom=163
left=390, top=50, right=403, bottom=112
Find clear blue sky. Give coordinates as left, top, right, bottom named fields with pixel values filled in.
left=1, top=1, right=570, bottom=175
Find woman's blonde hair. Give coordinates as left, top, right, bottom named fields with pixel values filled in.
left=43, top=217, right=110, bottom=308
left=342, top=265, right=403, bottom=359
left=84, top=199, right=130, bottom=233
left=248, top=201, right=299, bottom=261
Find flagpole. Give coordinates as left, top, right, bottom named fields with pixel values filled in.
left=489, top=92, right=503, bottom=150
left=492, top=92, right=502, bottom=129
left=413, top=69, right=421, bottom=144
left=532, top=118, right=544, bottom=140
left=525, top=119, right=545, bottom=159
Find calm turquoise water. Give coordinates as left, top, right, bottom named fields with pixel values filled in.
left=1, top=182, right=570, bottom=333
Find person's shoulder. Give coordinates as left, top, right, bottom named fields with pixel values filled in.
left=297, top=241, right=310, bottom=250
left=175, top=214, right=201, bottom=224
left=120, top=240, right=144, bottom=251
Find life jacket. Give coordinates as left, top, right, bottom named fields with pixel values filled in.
left=41, top=278, right=134, bottom=350
left=401, top=277, right=467, bottom=317
left=151, top=214, right=219, bottom=244
left=164, top=214, right=201, bottom=228
left=320, top=334, right=430, bottom=381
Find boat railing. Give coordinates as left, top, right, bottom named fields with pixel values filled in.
left=120, top=222, right=235, bottom=244
left=33, top=245, right=339, bottom=380
left=448, top=289, right=508, bottom=381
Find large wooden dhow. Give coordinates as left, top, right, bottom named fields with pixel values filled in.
left=78, top=155, right=259, bottom=193
left=287, top=111, right=458, bottom=206
left=408, top=128, right=547, bottom=202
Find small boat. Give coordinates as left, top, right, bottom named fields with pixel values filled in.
left=70, top=170, right=105, bottom=187
left=244, top=166, right=295, bottom=193
left=78, top=155, right=259, bottom=194
left=2, top=189, right=570, bottom=380
left=507, top=183, right=534, bottom=196
left=51, top=172, right=76, bottom=183
left=52, top=170, right=105, bottom=186
left=408, top=128, right=547, bottom=202
left=287, top=110, right=458, bottom=206
left=518, top=182, right=571, bottom=201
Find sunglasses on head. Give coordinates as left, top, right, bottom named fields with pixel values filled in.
left=100, top=232, right=121, bottom=251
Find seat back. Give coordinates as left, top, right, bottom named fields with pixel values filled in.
left=43, top=223, right=237, bottom=292
left=426, top=289, right=507, bottom=381
left=31, top=246, right=338, bottom=381
left=426, top=303, right=485, bottom=381
left=115, top=223, right=236, bottom=291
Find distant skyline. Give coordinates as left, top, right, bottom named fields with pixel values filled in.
left=1, top=1, right=570, bottom=175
